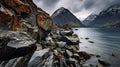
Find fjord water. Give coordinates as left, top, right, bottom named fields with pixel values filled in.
left=73, top=28, right=120, bottom=67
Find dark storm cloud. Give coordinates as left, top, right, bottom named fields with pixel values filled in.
left=42, top=0, right=60, bottom=6
left=34, top=0, right=120, bottom=20
left=34, top=0, right=59, bottom=7
left=81, top=0, right=120, bottom=13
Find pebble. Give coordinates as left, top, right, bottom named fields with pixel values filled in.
left=88, top=41, right=94, bottom=43
left=98, top=59, right=111, bottom=66
left=85, top=37, right=89, bottom=40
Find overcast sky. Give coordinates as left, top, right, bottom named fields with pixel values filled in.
left=33, top=0, right=120, bottom=21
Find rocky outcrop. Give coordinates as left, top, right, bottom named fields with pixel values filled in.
left=0, top=0, right=92, bottom=67
left=0, top=0, right=52, bottom=62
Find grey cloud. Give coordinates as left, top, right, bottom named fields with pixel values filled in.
left=81, top=0, right=120, bottom=13
left=34, top=0, right=120, bottom=20
left=35, top=0, right=59, bottom=7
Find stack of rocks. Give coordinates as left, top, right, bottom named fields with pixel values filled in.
left=28, top=25, right=92, bottom=67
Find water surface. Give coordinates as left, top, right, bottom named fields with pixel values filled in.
left=73, top=28, right=120, bottom=67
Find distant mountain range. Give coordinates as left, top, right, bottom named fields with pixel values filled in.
left=83, top=4, right=120, bottom=28
left=51, top=7, right=84, bottom=27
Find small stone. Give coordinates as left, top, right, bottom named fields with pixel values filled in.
left=74, top=29, right=78, bottom=30
left=85, top=37, right=89, bottom=40
left=88, top=41, right=94, bottom=43
left=98, top=59, right=111, bottom=66
left=96, top=55, right=101, bottom=58
left=112, top=53, right=115, bottom=56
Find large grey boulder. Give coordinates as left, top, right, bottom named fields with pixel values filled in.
left=0, top=31, right=37, bottom=62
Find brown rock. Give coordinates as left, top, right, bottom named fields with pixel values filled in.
left=78, top=51, right=91, bottom=60
left=0, top=6, right=12, bottom=26
left=11, top=15, right=25, bottom=30
left=37, top=15, right=53, bottom=31
left=2, top=0, right=32, bottom=15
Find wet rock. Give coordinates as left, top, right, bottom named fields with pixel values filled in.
left=98, top=59, right=111, bottom=66
left=74, top=29, right=78, bottom=30
left=96, top=55, right=101, bottom=58
left=85, top=37, right=89, bottom=40
left=61, top=36, right=79, bottom=45
left=60, top=30, right=73, bottom=36
left=78, top=51, right=91, bottom=60
left=88, top=41, right=94, bottom=43
left=112, top=53, right=115, bottom=57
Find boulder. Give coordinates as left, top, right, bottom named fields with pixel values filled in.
left=28, top=48, right=54, bottom=67
left=60, top=30, right=73, bottom=36
left=98, top=59, right=111, bottom=66
left=61, top=36, right=79, bottom=45
left=0, top=31, right=36, bottom=62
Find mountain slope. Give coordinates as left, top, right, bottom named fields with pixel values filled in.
left=89, top=4, right=120, bottom=28
left=82, top=14, right=97, bottom=27
left=51, top=7, right=84, bottom=27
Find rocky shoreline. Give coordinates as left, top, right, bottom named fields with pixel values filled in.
left=0, top=0, right=112, bottom=67
left=0, top=24, right=93, bottom=67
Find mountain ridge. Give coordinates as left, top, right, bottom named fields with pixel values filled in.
left=51, top=7, right=84, bottom=27
left=83, top=4, right=120, bottom=28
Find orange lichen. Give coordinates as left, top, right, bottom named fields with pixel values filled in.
left=11, top=15, right=24, bottom=31
left=3, top=0, right=32, bottom=14
left=38, top=16, right=47, bottom=27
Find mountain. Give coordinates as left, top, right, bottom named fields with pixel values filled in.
left=51, top=7, right=84, bottom=27
left=82, top=14, right=97, bottom=27
left=88, top=4, right=120, bottom=28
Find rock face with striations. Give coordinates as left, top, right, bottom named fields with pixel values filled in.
left=51, top=7, right=84, bottom=28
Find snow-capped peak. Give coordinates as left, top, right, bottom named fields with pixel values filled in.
left=52, top=7, right=68, bottom=17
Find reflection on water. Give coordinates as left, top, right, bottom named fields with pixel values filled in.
left=73, top=28, right=120, bottom=67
